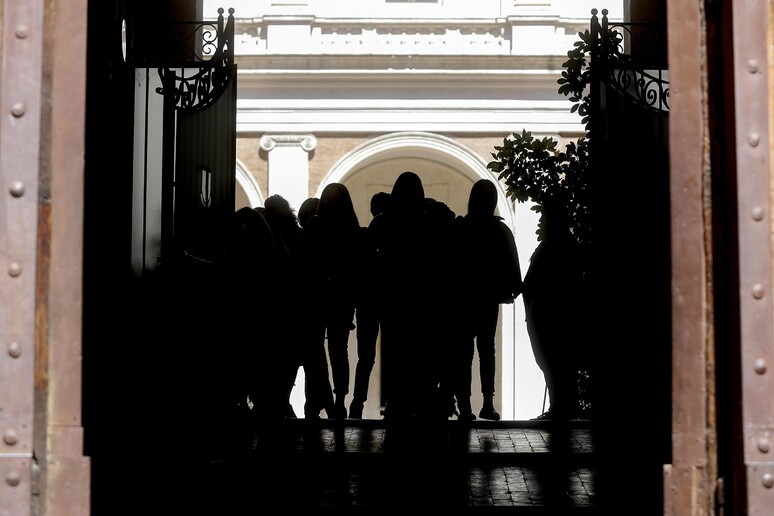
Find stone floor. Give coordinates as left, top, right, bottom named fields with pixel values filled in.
left=182, top=419, right=599, bottom=513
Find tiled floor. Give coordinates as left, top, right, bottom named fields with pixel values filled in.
left=194, top=419, right=599, bottom=512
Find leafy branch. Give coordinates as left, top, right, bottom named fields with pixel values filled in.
left=488, top=24, right=623, bottom=251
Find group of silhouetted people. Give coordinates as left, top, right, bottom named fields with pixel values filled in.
left=221, top=170, right=581, bottom=429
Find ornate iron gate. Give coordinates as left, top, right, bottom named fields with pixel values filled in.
left=586, top=10, right=672, bottom=514
left=129, top=7, right=237, bottom=271
left=161, top=68, right=237, bottom=265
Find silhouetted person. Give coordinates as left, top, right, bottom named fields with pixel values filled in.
left=263, top=195, right=310, bottom=419
left=422, top=195, right=460, bottom=420
left=524, top=204, right=584, bottom=420
left=349, top=191, right=391, bottom=419
left=304, top=183, right=367, bottom=419
left=367, top=172, right=452, bottom=421
left=264, top=195, right=304, bottom=256
left=452, top=179, right=523, bottom=421
left=298, top=196, right=320, bottom=229
left=224, top=206, right=289, bottom=431
left=294, top=195, right=338, bottom=419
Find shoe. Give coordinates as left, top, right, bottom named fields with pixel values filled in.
left=478, top=406, right=501, bottom=421
left=530, top=410, right=554, bottom=420
left=458, top=411, right=477, bottom=422
left=323, top=402, right=337, bottom=419
left=332, top=400, right=347, bottom=419
left=349, top=401, right=364, bottom=419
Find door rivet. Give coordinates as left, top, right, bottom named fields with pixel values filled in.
left=763, top=473, right=774, bottom=489
left=5, top=471, right=20, bottom=487
left=754, top=358, right=767, bottom=374
left=748, top=133, right=761, bottom=147
left=3, top=429, right=18, bottom=446
left=8, top=262, right=22, bottom=277
left=8, top=342, right=21, bottom=358
left=11, top=102, right=25, bottom=117
left=752, top=284, right=765, bottom=299
left=9, top=181, right=24, bottom=197
left=747, top=59, right=760, bottom=73
left=752, top=206, right=765, bottom=221
left=15, top=24, right=29, bottom=39
left=758, top=437, right=770, bottom=453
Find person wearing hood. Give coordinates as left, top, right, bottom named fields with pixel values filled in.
left=452, top=178, right=523, bottom=421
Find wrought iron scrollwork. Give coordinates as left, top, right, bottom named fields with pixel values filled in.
left=157, top=65, right=231, bottom=111
left=591, top=9, right=669, bottom=114
left=609, top=68, right=670, bottom=113
left=156, top=7, right=235, bottom=112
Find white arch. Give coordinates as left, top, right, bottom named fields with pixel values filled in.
left=236, top=159, right=264, bottom=207
left=320, top=131, right=515, bottom=229
left=318, top=131, right=542, bottom=420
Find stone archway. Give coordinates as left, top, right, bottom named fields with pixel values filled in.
left=235, top=159, right=264, bottom=209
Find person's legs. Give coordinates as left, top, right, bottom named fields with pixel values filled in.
left=302, top=324, right=334, bottom=419
left=476, top=302, right=501, bottom=420
left=550, top=350, right=579, bottom=419
left=378, top=311, right=397, bottom=418
left=526, top=303, right=577, bottom=419
left=327, top=307, right=355, bottom=418
left=455, top=334, right=476, bottom=420
left=350, top=305, right=379, bottom=418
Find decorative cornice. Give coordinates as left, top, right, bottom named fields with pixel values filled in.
left=234, top=54, right=567, bottom=71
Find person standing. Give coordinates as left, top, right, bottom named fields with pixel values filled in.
left=349, top=192, right=390, bottom=419
left=297, top=196, right=320, bottom=230
left=453, top=179, right=523, bottom=421
left=523, top=204, right=585, bottom=420
left=263, top=194, right=329, bottom=420
left=223, top=206, right=288, bottom=426
left=304, top=183, right=367, bottom=419
left=368, top=172, right=453, bottom=421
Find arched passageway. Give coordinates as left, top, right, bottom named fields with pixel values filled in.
left=276, top=131, right=545, bottom=420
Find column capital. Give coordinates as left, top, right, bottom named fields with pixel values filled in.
left=260, top=134, right=317, bottom=152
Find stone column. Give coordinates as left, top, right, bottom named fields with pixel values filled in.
left=260, top=134, right=317, bottom=212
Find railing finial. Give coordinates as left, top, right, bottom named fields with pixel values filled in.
left=591, top=9, right=599, bottom=41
